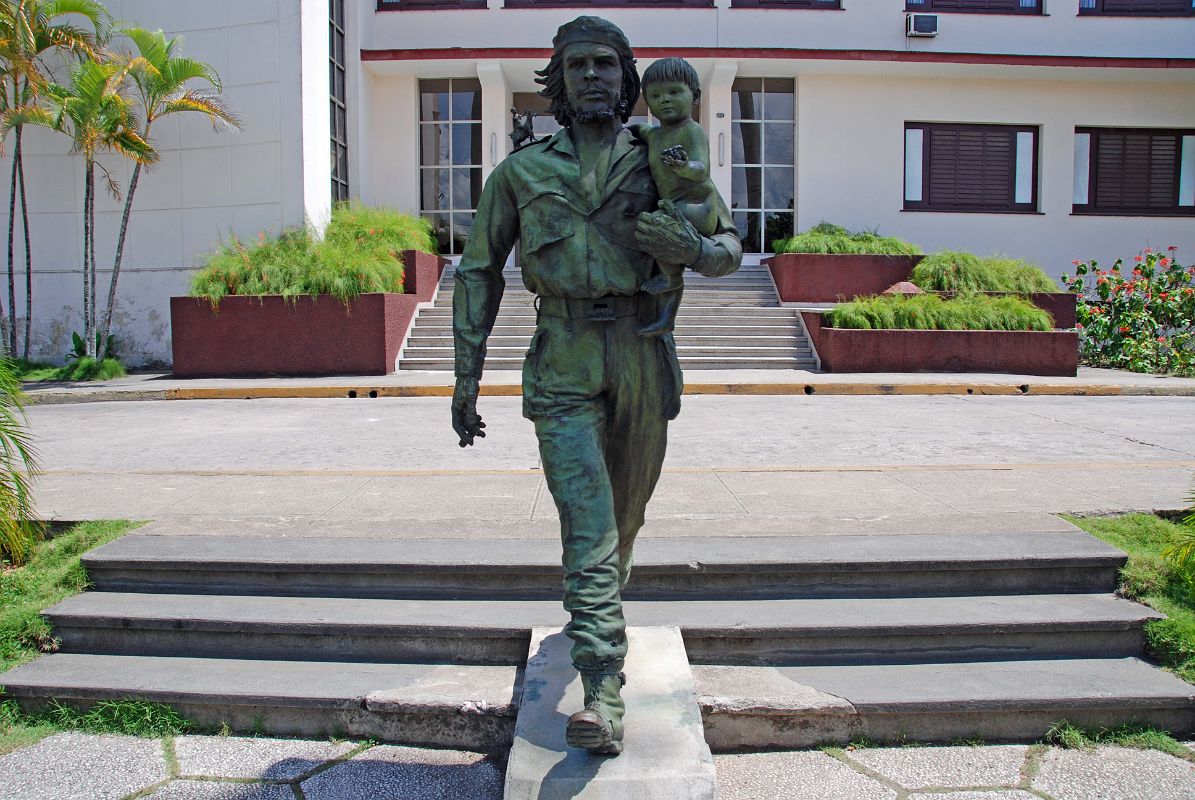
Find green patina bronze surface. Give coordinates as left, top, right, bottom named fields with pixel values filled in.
left=451, top=15, right=742, bottom=753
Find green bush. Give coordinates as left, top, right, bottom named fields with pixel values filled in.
left=772, top=222, right=921, bottom=257
left=826, top=293, right=1053, bottom=332
left=911, top=250, right=1058, bottom=295
left=0, top=360, right=40, bottom=566
left=188, top=203, right=436, bottom=306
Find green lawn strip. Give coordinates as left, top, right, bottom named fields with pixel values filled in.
left=15, top=358, right=127, bottom=383
left=1, top=520, right=149, bottom=752
left=1066, top=512, right=1195, bottom=684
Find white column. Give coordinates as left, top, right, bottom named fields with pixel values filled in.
left=705, top=60, right=738, bottom=208
left=297, top=0, right=333, bottom=232
left=477, top=60, right=509, bottom=183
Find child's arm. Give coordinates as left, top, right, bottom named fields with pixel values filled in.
left=663, top=124, right=710, bottom=183
left=628, top=122, right=653, bottom=143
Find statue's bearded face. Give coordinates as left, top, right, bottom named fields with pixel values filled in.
left=561, top=43, right=622, bottom=123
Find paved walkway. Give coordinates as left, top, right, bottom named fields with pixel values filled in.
left=1, top=732, right=1192, bottom=799
left=5, top=370, right=1195, bottom=798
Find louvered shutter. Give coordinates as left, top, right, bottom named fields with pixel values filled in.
left=926, top=127, right=1015, bottom=210
left=1092, top=131, right=1180, bottom=213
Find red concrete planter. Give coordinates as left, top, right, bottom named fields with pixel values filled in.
left=170, top=250, right=445, bottom=377
left=767, top=253, right=924, bottom=303
left=801, top=312, right=1079, bottom=377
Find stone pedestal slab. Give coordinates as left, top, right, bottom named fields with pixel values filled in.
left=504, top=626, right=716, bottom=800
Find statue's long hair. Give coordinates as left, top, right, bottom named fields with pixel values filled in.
left=535, top=46, right=640, bottom=127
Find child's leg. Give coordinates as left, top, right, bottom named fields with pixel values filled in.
left=641, top=261, right=684, bottom=295
left=637, top=282, right=682, bottom=337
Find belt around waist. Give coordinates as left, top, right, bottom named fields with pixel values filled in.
left=537, top=294, right=642, bottom=321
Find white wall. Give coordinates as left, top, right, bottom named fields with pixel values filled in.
left=796, top=74, right=1195, bottom=279
left=359, top=0, right=1195, bottom=60
left=0, top=0, right=321, bottom=366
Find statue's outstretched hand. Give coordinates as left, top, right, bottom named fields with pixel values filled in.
left=635, top=199, right=701, bottom=266
left=451, top=376, right=486, bottom=447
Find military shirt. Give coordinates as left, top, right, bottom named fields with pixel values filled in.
left=453, top=127, right=742, bottom=378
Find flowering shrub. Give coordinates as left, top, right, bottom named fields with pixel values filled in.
left=1062, top=247, right=1195, bottom=376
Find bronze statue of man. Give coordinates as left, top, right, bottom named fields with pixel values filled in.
left=451, top=16, right=741, bottom=755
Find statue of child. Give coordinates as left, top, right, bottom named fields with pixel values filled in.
left=632, top=57, right=718, bottom=337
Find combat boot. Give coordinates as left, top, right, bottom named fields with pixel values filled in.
left=565, top=670, right=626, bottom=755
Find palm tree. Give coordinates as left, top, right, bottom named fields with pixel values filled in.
left=0, top=355, right=38, bottom=565
left=8, top=57, right=156, bottom=358
left=96, top=28, right=238, bottom=363
left=0, top=0, right=107, bottom=359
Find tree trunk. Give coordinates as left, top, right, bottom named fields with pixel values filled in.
left=17, top=128, right=31, bottom=362
left=82, top=161, right=93, bottom=358
left=88, top=165, right=97, bottom=358
left=98, top=161, right=142, bottom=365
left=6, top=127, right=18, bottom=357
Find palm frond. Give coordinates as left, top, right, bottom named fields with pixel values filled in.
left=163, top=90, right=240, bottom=130
left=0, top=357, right=41, bottom=566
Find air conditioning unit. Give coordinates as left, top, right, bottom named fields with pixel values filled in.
left=906, top=13, right=939, bottom=37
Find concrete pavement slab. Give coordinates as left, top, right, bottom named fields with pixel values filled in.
left=714, top=751, right=896, bottom=800
left=1033, top=746, right=1195, bottom=800
left=298, top=744, right=503, bottom=800
left=0, top=732, right=167, bottom=800
left=165, top=475, right=371, bottom=516
left=636, top=472, right=743, bottom=517
left=887, top=470, right=1115, bottom=513
left=140, top=781, right=294, bottom=800
left=33, top=473, right=229, bottom=519
left=844, top=744, right=1029, bottom=789
left=321, top=474, right=541, bottom=519
left=1029, top=466, right=1195, bottom=512
left=715, top=470, right=956, bottom=516
left=172, top=735, right=356, bottom=780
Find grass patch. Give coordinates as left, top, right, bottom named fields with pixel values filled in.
left=911, top=250, right=1059, bottom=295
left=14, top=358, right=126, bottom=383
left=1067, top=513, right=1195, bottom=684
left=772, top=222, right=921, bottom=256
left=1, top=520, right=141, bottom=673
left=1046, top=720, right=1192, bottom=760
left=189, top=202, right=436, bottom=306
left=826, top=293, right=1053, bottom=332
left=0, top=698, right=190, bottom=754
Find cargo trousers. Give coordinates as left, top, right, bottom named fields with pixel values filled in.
left=522, top=295, right=683, bottom=673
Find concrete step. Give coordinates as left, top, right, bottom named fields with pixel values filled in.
left=407, top=335, right=808, bottom=348
left=402, top=346, right=810, bottom=359
left=407, top=324, right=803, bottom=337
left=44, top=592, right=1158, bottom=666
left=0, top=653, right=520, bottom=750
left=81, top=532, right=1125, bottom=600
left=694, top=658, right=1195, bottom=749
left=416, top=307, right=797, bottom=319
left=401, top=358, right=813, bottom=370
left=505, top=627, right=715, bottom=800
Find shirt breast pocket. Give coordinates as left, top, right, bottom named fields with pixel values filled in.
left=517, top=176, right=574, bottom=255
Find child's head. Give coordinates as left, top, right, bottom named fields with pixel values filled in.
left=641, top=57, right=701, bottom=107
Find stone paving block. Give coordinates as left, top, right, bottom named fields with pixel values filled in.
left=907, top=792, right=1039, bottom=800
left=713, top=751, right=896, bottom=800
left=173, top=735, right=356, bottom=780
left=140, top=781, right=295, bottom=800
left=1034, top=746, right=1195, bottom=800
left=0, top=732, right=166, bottom=800
left=845, top=744, right=1029, bottom=789
left=299, top=744, right=503, bottom=800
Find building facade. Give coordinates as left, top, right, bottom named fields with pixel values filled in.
left=3, top=0, right=1192, bottom=366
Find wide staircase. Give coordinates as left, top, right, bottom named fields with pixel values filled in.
left=398, top=260, right=817, bottom=371
left=2, top=522, right=1191, bottom=757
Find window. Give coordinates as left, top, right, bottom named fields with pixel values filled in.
left=504, top=0, right=711, bottom=7
left=904, top=123, right=1038, bottom=213
left=1073, top=128, right=1195, bottom=216
left=330, top=0, right=349, bottom=203
left=905, top=0, right=1042, bottom=13
left=377, top=0, right=486, bottom=10
left=731, top=78, right=794, bottom=253
left=730, top=0, right=840, bottom=9
left=1079, top=0, right=1195, bottom=15
left=420, top=79, right=484, bottom=255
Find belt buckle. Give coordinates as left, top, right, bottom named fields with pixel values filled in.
left=586, top=301, right=616, bottom=322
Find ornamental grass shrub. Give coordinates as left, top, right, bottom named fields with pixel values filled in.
left=771, top=222, right=921, bottom=256
left=1063, top=246, right=1195, bottom=377
left=826, top=293, right=1053, bottom=332
left=910, top=250, right=1058, bottom=295
left=189, top=203, right=436, bottom=306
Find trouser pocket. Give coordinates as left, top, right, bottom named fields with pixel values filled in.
left=658, top=332, right=683, bottom=420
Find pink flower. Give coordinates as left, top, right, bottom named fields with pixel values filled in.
left=1119, top=326, right=1130, bottom=333
left=1158, top=337, right=1166, bottom=344
left=1075, top=322, right=1084, bottom=329
left=1134, top=255, right=1143, bottom=262
left=1072, top=260, right=1081, bottom=266
left=1159, top=257, right=1170, bottom=267
left=1145, top=247, right=1153, bottom=254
